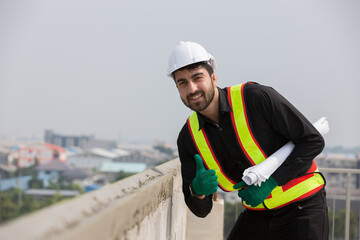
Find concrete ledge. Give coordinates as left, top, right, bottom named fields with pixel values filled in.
left=0, top=159, right=183, bottom=240
left=186, top=199, right=224, bottom=240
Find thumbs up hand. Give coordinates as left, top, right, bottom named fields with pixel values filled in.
left=191, top=154, right=218, bottom=196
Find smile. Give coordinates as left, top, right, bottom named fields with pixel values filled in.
left=188, top=93, right=203, bottom=101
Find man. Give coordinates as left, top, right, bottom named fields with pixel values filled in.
left=167, top=41, right=329, bottom=240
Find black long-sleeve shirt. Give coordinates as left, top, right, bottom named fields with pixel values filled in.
left=177, top=82, right=325, bottom=217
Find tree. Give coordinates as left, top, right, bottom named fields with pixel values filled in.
left=0, top=178, right=83, bottom=225
left=114, top=171, right=135, bottom=182
left=20, top=195, right=41, bottom=215
left=44, top=193, right=64, bottom=206
left=328, top=208, right=357, bottom=240
left=69, top=183, right=84, bottom=193
left=12, top=158, right=18, bottom=167
left=0, top=191, right=19, bottom=223
left=29, top=168, right=43, bottom=189
left=1, top=188, right=42, bottom=219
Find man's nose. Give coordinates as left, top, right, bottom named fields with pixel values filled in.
left=187, top=81, right=198, bottom=94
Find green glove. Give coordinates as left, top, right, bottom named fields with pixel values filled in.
left=191, top=154, right=218, bottom=196
left=233, top=177, right=278, bottom=207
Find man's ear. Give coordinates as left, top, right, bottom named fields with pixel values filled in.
left=212, top=73, right=217, bottom=87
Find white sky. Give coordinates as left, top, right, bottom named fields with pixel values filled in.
left=0, top=0, right=359, bottom=148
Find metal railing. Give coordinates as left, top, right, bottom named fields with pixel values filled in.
left=320, top=168, right=360, bottom=240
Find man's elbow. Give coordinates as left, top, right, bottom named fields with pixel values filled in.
left=192, top=210, right=210, bottom=218
left=316, top=135, right=325, bottom=154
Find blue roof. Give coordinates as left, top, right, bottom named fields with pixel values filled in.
left=100, top=162, right=147, bottom=173
left=84, top=184, right=102, bottom=193
left=66, top=147, right=79, bottom=152
left=10, top=146, right=20, bottom=150
left=0, top=176, right=32, bottom=191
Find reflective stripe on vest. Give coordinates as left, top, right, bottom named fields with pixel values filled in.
left=244, top=161, right=324, bottom=210
left=187, top=114, right=237, bottom=192
left=227, top=83, right=268, bottom=165
left=187, top=82, right=325, bottom=209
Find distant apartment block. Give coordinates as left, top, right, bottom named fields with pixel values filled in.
left=0, top=147, right=9, bottom=164
left=44, top=130, right=117, bottom=149
left=44, top=130, right=91, bottom=149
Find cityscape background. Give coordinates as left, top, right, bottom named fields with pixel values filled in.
left=0, top=1, right=359, bottom=238
left=0, top=0, right=359, bottom=148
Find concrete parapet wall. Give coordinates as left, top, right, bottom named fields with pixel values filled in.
left=0, top=159, right=224, bottom=240
left=186, top=199, right=224, bottom=240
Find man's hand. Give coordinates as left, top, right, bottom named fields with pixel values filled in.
left=191, top=154, right=218, bottom=196
left=233, top=177, right=278, bottom=207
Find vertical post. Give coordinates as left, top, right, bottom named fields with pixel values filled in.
left=332, top=197, right=335, bottom=240
left=235, top=200, right=238, bottom=222
left=358, top=201, right=360, bottom=240
left=18, top=169, right=22, bottom=209
left=345, top=172, right=351, bottom=240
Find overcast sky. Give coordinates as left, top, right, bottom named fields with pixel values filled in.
left=0, top=0, right=359, bottom=148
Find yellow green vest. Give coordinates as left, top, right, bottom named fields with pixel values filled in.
left=187, top=83, right=325, bottom=210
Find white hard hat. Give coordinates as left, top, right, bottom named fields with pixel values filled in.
left=167, top=41, right=217, bottom=77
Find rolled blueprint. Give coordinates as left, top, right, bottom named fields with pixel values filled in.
left=242, top=117, right=330, bottom=186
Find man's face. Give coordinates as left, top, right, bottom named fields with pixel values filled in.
left=174, top=66, right=217, bottom=112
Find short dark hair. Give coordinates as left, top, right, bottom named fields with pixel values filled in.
left=172, top=61, right=214, bottom=81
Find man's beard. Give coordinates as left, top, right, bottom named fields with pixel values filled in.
left=181, top=83, right=215, bottom=112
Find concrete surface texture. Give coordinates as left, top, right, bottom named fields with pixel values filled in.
left=0, top=159, right=224, bottom=240
left=186, top=199, right=224, bottom=240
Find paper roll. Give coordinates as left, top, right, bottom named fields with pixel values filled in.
left=242, top=117, right=329, bottom=186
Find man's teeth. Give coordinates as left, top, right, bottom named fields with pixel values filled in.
left=190, top=94, right=202, bottom=100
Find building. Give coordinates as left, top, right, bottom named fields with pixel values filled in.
left=0, top=146, right=10, bottom=164
left=36, top=160, right=72, bottom=187
left=44, top=130, right=117, bottom=149
left=44, top=130, right=91, bottom=149
left=114, top=149, right=172, bottom=167
left=67, top=149, right=118, bottom=170
left=316, top=152, right=360, bottom=189
left=99, top=162, right=147, bottom=181
left=0, top=175, right=32, bottom=191
left=0, top=163, right=16, bottom=179
left=35, top=159, right=107, bottom=189
left=25, top=189, right=80, bottom=200
left=18, top=143, right=67, bottom=168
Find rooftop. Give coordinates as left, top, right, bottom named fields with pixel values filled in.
left=36, top=160, right=72, bottom=172
left=100, top=161, right=147, bottom=173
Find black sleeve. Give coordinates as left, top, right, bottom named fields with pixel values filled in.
left=177, top=125, right=213, bottom=218
left=246, top=84, right=325, bottom=185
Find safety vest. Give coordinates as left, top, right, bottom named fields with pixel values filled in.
left=187, top=82, right=325, bottom=210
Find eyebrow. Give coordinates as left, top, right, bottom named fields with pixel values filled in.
left=190, top=72, right=205, bottom=79
left=176, top=72, right=205, bottom=84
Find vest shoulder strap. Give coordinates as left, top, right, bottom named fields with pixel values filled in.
left=227, top=83, right=267, bottom=165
